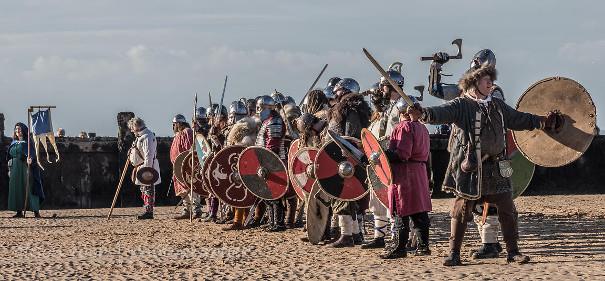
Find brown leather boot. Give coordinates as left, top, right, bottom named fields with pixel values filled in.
left=222, top=223, right=243, bottom=231
left=328, top=235, right=354, bottom=248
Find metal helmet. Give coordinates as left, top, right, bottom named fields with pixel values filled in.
left=195, top=107, right=207, bottom=119
left=470, top=49, right=496, bottom=69
left=395, top=96, right=420, bottom=114
left=212, top=104, right=228, bottom=117
left=333, top=78, right=360, bottom=98
left=229, top=101, right=248, bottom=116
left=380, top=70, right=405, bottom=88
left=285, top=96, right=296, bottom=105
left=271, top=90, right=286, bottom=104
left=323, top=77, right=341, bottom=100
left=256, top=95, right=276, bottom=114
left=283, top=104, right=302, bottom=120
left=245, top=99, right=256, bottom=116
left=368, top=82, right=380, bottom=93
left=172, top=114, right=187, bottom=123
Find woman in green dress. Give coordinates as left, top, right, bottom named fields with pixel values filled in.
left=8, top=122, right=44, bottom=218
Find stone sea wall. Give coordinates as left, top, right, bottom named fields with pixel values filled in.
left=0, top=112, right=603, bottom=210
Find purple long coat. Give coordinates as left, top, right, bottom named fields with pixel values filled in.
left=388, top=120, right=432, bottom=217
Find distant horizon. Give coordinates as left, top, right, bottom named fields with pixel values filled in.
left=1, top=1, right=602, bottom=136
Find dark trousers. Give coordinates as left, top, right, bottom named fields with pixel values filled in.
left=285, top=197, right=298, bottom=225
left=449, top=192, right=519, bottom=253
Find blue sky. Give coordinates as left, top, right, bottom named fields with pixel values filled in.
left=1, top=0, right=602, bottom=136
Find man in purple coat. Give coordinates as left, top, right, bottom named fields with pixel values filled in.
left=380, top=97, right=432, bottom=259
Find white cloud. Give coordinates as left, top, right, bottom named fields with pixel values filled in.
left=127, top=45, right=149, bottom=73
left=22, top=55, right=121, bottom=80
left=558, top=40, right=605, bottom=64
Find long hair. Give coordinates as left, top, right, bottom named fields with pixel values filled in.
left=12, top=122, right=29, bottom=142
left=305, top=89, right=328, bottom=115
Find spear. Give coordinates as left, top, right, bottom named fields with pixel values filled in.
left=190, top=93, right=198, bottom=223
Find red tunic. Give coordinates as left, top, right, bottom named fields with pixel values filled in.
left=387, top=120, right=432, bottom=217
left=170, top=128, right=193, bottom=196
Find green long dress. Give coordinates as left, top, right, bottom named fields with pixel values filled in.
left=8, top=142, right=40, bottom=212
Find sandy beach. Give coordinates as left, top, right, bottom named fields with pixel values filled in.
left=1, top=195, right=604, bottom=280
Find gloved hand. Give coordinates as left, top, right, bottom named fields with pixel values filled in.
left=433, top=52, right=450, bottom=64
left=542, top=111, right=565, bottom=133
left=407, top=103, right=423, bottom=120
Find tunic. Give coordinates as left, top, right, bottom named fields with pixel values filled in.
left=388, top=120, right=432, bottom=217
left=170, top=128, right=193, bottom=196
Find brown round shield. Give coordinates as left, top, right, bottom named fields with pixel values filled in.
left=173, top=151, right=189, bottom=187
left=361, top=128, right=393, bottom=187
left=136, top=167, right=159, bottom=185
left=182, top=151, right=209, bottom=198
left=208, top=146, right=257, bottom=208
left=202, top=153, right=215, bottom=197
left=315, top=137, right=369, bottom=201
left=289, top=147, right=319, bottom=200
left=238, top=146, right=289, bottom=200
left=306, top=182, right=331, bottom=245
left=513, top=77, right=596, bottom=167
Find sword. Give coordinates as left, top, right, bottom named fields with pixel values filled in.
left=363, top=48, right=415, bottom=107
left=298, top=64, right=328, bottom=108
left=244, top=198, right=261, bottom=227
left=166, top=178, right=173, bottom=197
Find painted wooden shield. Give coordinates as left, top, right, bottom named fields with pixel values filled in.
left=506, top=131, right=535, bottom=199
left=173, top=151, right=189, bottom=187
left=208, top=146, right=257, bottom=208
left=306, top=182, right=331, bottom=245
left=202, top=153, right=215, bottom=197
left=182, top=151, right=209, bottom=198
left=367, top=136, right=390, bottom=208
left=288, top=138, right=301, bottom=167
left=512, top=77, right=596, bottom=167
left=289, top=147, right=319, bottom=200
left=326, top=130, right=365, bottom=163
left=238, top=146, right=289, bottom=200
left=195, top=134, right=211, bottom=165
left=315, top=137, right=369, bottom=201
left=361, top=128, right=393, bottom=187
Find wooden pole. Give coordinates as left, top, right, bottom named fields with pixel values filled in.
left=23, top=109, right=32, bottom=216
left=107, top=157, right=131, bottom=220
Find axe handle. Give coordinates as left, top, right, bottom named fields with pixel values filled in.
left=421, top=54, right=463, bottom=61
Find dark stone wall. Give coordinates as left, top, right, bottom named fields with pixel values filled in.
left=0, top=112, right=603, bottom=209
left=0, top=136, right=178, bottom=210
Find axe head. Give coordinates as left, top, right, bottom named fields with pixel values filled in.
left=451, top=39, right=463, bottom=59
left=413, top=85, right=425, bottom=101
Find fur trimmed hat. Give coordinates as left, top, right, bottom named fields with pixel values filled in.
left=458, top=64, right=498, bottom=92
